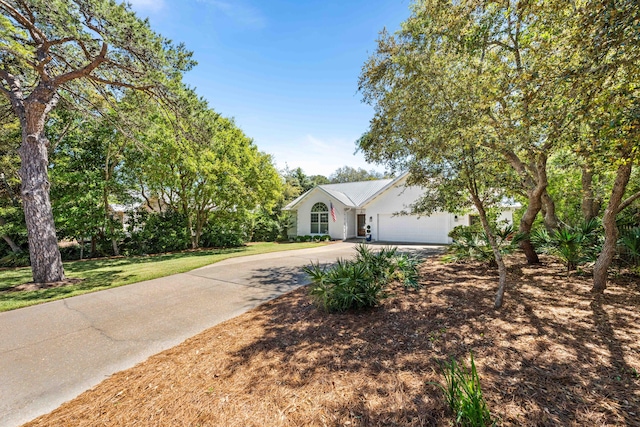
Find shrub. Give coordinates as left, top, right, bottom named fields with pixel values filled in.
left=531, top=219, right=602, bottom=271
left=619, top=226, right=640, bottom=266
left=444, top=225, right=523, bottom=267
left=434, top=352, right=493, bottom=427
left=0, top=251, right=30, bottom=268
left=305, top=258, right=386, bottom=312
left=200, top=220, right=246, bottom=248
left=305, top=244, right=421, bottom=312
left=122, top=210, right=191, bottom=255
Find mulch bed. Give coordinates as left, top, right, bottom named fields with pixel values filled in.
left=24, top=256, right=640, bottom=426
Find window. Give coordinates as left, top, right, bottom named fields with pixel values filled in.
left=311, top=202, right=329, bottom=234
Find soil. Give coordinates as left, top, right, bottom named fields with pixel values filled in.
left=6, top=278, right=84, bottom=293
left=23, top=255, right=640, bottom=426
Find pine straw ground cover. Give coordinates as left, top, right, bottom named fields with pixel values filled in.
left=25, top=256, right=640, bottom=427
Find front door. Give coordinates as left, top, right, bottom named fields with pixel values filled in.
left=357, top=214, right=366, bottom=237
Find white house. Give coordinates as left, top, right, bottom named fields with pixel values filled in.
left=283, top=173, right=517, bottom=244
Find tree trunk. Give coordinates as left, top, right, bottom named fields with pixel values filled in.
left=592, top=161, right=632, bottom=293
left=18, top=126, right=64, bottom=283
left=581, top=166, right=600, bottom=221
left=471, top=194, right=508, bottom=309
left=502, top=150, right=550, bottom=264
left=2, top=233, right=22, bottom=253
left=541, top=190, right=559, bottom=231
left=518, top=195, right=541, bottom=264
left=91, top=235, right=97, bottom=257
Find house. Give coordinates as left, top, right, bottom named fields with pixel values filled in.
left=283, top=173, right=517, bottom=244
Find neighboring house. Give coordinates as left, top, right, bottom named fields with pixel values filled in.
left=283, top=172, right=517, bottom=244
left=109, top=197, right=167, bottom=229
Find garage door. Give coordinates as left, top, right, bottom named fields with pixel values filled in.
left=377, top=213, right=450, bottom=243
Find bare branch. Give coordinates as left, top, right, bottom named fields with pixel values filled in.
left=617, top=189, right=640, bottom=214
left=52, top=42, right=108, bottom=86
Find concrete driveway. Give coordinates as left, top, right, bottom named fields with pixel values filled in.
left=0, top=241, right=443, bottom=427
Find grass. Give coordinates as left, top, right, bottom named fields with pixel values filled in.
left=0, top=242, right=324, bottom=312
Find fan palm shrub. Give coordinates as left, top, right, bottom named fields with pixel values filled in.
left=305, top=244, right=421, bottom=312
left=444, top=225, right=524, bottom=267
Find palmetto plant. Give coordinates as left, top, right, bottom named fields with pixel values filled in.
left=619, top=227, right=640, bottom=266
left=531, top=219, right=603, bottom=271
left=304, top=245, right=421, bottom=312
left=444, top=225, right=524, bottom=267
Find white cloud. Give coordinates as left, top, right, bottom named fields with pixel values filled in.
left=127, top=0, right=166, bottom=13
left=197, top=0, right=266, bottom=29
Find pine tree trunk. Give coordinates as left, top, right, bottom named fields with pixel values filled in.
left=18, top=119, right=65, bottom=283
left=593, top=161, right=632, bottom=293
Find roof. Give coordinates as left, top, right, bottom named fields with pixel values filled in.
left=283, top=174, right=406, bottom=210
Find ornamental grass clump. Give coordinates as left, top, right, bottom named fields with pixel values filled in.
left=304, top=244, right=420, bottom=312
left=434, top=352, right=493, bottom=427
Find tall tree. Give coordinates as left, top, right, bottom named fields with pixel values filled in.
left=567, top=0, right=640, bottom=292
left=329, top=166, right=386, bottom=183
left=0, top=0, right=193, bottom=282
left=360, top=0, right=592, bottom=265
left=134, top=90, right=283, bottom=249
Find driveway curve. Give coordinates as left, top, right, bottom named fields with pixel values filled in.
left=0, top=242, right=443, bottom=427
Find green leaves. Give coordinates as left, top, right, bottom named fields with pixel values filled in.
left=434, top=352, right=493, bottom=427
left=305, top=244, right=421, bottom=313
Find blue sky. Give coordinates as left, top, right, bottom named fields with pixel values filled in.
left=128, top=0, right=412, bottom=177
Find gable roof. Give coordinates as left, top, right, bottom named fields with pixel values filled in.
left=284, top=173, right=407, bottom=210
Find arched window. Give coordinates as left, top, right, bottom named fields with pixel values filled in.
left=310, top=202, right=329, bottom=234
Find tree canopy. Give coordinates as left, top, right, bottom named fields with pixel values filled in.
left=359, top=0, right=640, bottom=296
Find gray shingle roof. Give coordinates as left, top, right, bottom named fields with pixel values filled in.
left=284, top=178, right=397, bottom=210
left=319, top=179, right=394, bottom=206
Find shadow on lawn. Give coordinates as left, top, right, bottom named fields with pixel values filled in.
left=224, top=259, right=640, bottom=426
left=0, top=270, right=134, bottom=308
left=64, top=247, right=246, bottom=272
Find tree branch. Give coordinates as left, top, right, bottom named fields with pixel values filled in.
left=0, top=0, right=46, bottom=44
left=617, top=189, right=640, bottom=214
left=52, top=42, right=108, bottom=86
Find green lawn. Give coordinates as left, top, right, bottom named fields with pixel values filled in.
left=0, top=242, right=325, bottom=312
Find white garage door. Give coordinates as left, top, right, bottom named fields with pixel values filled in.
left=377, top=213, right=450, bottom=244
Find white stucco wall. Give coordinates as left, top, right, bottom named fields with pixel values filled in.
left=293, top=189, right=349, bottom=240
left=364, top=180, right=457, bottom=244
left=290, top=178, right=516, bottom=243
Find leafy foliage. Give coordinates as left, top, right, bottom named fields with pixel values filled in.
left=434, top=352, right=493, bottom=427
left=531, top=219, right=603, bottom=271
left=122, top=210, right=191, bottom=255
left=444, top=225, right=524, bottom=267
left=304, top=245, right=420, bottom=312
left=619, top=227, right=640, bottom=267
